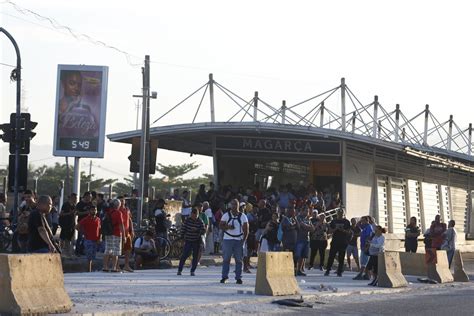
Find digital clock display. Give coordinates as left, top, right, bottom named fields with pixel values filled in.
left=58, top=138, right=98, bottom=152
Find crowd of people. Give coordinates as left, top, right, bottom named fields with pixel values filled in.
left=0, top=181, right=459, bottom=286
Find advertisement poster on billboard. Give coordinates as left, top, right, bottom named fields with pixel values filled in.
left=53, top=64, right=109, bottom=158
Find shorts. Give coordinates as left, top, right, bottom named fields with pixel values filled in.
left=282, top=242, right=296, bottom=252
left=105, top=235, right=122, bottom=256
left=360, top=251, right=370, bottom=266
left=346, top=245, right=359, bottom=259
left=366, top=255, right=379, bottom=274
left=138, top=252, right=159, bottom=261
left=295, top=240, right=310, bottom=259
left=84, top=239, right=98, bottom=261
left=122, top=234, right=133, bottom=252
left=213, top=227, right=221, bottom=242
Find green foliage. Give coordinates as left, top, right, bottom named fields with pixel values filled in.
left=149, top=163, right=213, bottom=197
left=156, top=162, right=200, bottom=181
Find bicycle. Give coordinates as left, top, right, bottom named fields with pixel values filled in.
left=168, top=225, right=185, bottom=259
left=0, top=219, right=14, bottom=253
left=134, top=221, right=172, bottom=261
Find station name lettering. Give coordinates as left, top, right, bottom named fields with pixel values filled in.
left=242, top=138, right=312, bottom=153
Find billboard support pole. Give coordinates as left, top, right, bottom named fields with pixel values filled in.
left=73, top=157, right=81, bottom=198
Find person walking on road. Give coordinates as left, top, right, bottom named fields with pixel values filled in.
left=102, top=199, right=125, bottom=273
left=220, top=199, right=249, bottom=284
left=324, top=208, right=351, bottom=277
left=177, top=208, right=206, bottom=276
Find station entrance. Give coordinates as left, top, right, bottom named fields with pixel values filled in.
left=215, top=136, right=342, bottom=194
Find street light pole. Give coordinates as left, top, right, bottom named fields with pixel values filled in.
left=133, top=55, right=156, bottom=227
left=0, top=28, right=22, bottom=224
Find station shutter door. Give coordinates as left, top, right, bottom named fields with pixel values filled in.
left=439, top=185, right=451, bottom=223
left=450, top=187, right=468, bottom=233
left=390, top=177, right=407, bottom=234
left=407, top=180, right=423, bottom=231
left=421, top=182, right=441, bottom=231
left=376, top=176, right=389, bottom=229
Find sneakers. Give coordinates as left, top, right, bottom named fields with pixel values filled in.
left=236, top=279, right=243, bottom=285
left=353, top=273, right=363, bottom=280
left=319, top=266, right=324, bottom=271
left=324, top=270, right=330, bottom=276
left=190, top=272, right=195, bottom=276
left=296, top=271, right=307, bottom=277
left=368, top=278, right=378, bottom=286
left=308, top=266, right=313, bottom=271
left=220, top=278, right=228, bottom=284
left=177, top=271, right=182, bottom=276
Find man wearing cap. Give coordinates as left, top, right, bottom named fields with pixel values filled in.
left=324, top=208, right=351, bottom=277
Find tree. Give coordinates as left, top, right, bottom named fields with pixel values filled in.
left=28, top=163, right=119, bottom=196
left=148, top=162, right=213, bottom=198
left=156, top=162, right=200, bottom=182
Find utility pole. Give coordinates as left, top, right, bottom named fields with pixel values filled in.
left=134, top=55, right=156, bottom=227
left=0, top=28, right=21, bottom=224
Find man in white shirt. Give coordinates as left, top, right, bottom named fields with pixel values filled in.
left=219, top=199, right=249, bottom=284
left=445, top=220, right=457, bottom=268
left=134, top=230, right=158, bottom=269
left=181, top=190, right=192, bottom=221
left=203, top=201, right=214, bottom=254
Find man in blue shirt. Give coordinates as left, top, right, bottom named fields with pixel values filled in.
left=353, top=216, right=374, bottom=280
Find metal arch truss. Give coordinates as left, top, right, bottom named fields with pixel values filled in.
left=152, top=75, right=474, bottom=163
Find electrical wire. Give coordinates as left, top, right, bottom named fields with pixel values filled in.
left=2, top=0, right=143, bottom=67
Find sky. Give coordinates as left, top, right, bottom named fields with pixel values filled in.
left=1, top=0, right=474, bottom=183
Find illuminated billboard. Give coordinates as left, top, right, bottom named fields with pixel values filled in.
left=53, top=64, right=108, bottom=158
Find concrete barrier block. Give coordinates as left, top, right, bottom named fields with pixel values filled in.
left=399, top=252, right=427, bottom=276
left=452, top=250, right=469, bottom=282
left=255, top=252, right=300, bottom=296
left=427, top=251, right=453, bottom=283
left=377, top=252, right=408, bottom=288
left=399, top=251, right=454, bottom=283
left=0, top=254, right=72, bottom=315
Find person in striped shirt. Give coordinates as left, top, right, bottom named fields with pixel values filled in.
left=177, top=208, right=206, bottom=276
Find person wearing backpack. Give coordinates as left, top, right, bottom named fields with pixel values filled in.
left=134, top=230, right=158, bottom=269
left=220, top=199, right=249, bottom=284
left=102, top=199, right=125, bottom=272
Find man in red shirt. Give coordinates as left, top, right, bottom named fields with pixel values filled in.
left=76, top=206, right=101, bottom=272
left=119, top=196, right=134, bottom=272
left=102, top=199, right=125, bottom=272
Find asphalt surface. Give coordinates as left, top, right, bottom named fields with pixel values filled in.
left=296, top=285, right=474, bottom=315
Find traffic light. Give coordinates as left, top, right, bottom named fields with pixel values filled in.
left=128, top=138, right=158, bottom=174
left=0, top=123, right=14, bottom=143
left=8, top=113, right=37, bottom=154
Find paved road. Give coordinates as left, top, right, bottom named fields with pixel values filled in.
left=293, top=284, right=474, bottom=316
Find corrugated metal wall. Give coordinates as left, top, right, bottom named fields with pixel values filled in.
left=345, top=142, right=472, bottom=236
